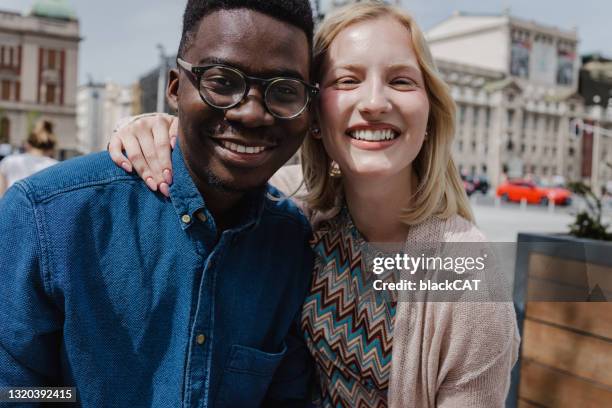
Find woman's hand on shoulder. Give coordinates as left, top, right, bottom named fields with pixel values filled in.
left=108, top=113, right=178, bottom=197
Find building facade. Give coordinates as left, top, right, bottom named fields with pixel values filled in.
left=0, top=0, right=80, bottom=158
left=77, top=81, right=135, bottom=154
left=427, top=11, right=611, bottom=191
left=137, top=55, right=176, bottom=115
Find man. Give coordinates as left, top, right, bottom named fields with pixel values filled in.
left=0, top=1, right=316, bottom=406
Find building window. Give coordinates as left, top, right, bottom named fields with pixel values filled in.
left=48, top=49, right=56, bottom=69
left=38, top=48, right=64, bottom=105
left=507, top=109, right=515, bottom=128
left=521, top=143, right=526, bottom=153
left=532, top=145, right=537, bottom=153
left=568, top=147, right=575, bottom=156
left=485, top=108, right=491, bottom=127
left=459, top=105, right=466, bottom=124
left=1, top=80, right=10, bottom=100
left=44, top=84, right=57, bottom=104
left=0, top=117, right=9, bottom=144
left=458, top=140, right=463, bottom=152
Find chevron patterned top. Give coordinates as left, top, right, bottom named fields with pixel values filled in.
left=301, top=208, right=397, bottom=408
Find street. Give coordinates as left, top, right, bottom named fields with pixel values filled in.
left=471, top=194, right=612, bottom=242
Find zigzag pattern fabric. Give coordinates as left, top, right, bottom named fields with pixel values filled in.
left=301, top=209, right=396, bottom=408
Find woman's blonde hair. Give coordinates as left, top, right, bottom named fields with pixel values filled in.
left=28, top=120, right=57, bottom=152
left=300, top=1, right=474, bottom=224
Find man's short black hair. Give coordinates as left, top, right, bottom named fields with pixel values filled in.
left=178, top=0, right=314, bottom=57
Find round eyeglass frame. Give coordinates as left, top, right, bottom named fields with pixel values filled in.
left=176, top=57, right=319, bottom=119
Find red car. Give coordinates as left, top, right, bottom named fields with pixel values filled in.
left=496, top=180, right=572, bottom=205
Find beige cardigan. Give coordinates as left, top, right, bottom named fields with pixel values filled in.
left=270, top=166, right=521, bottom=408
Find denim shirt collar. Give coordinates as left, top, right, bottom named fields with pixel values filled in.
left=169, top=141, right=266, bottom=232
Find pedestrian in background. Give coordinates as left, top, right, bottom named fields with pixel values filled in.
left=0, top=120, right=57, bottom=197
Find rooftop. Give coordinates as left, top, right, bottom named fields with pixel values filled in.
left=29, top=0, right=76, bottom=21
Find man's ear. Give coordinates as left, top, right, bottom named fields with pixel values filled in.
left=166, top=68, right=180, bottom=112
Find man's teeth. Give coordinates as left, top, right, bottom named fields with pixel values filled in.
left=350, top=129, right=397, bottom=141
left=221, top=141, right=266, bottom=154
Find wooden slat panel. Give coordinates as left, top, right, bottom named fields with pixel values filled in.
left=522, top=319, right=612, bottom=387
left=526, top=302, right=612, bottom=340
left=518, top=398, right=543, bottom=408
left=519, top=359, right=612, bottom=407
left=528, top=253, right=612, bottom=295
left=527, top=278, right=590, bottom=301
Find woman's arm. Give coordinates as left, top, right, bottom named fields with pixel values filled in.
left=108, top=113, right=178, bottom=197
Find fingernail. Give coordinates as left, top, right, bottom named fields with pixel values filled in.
left=145, top=177, right=157, bottom=191
left=163, top=168, right=173, bottom=185
left=159, top=183, right=170, bottom=198
left=121, top=162, right=132, bottom=172
left=170, top=136, right=177, bottom=149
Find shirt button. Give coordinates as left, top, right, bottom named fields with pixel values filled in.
left=196, top=334, right=206, bottom=345
left=181, top=214, right=191, bottom=224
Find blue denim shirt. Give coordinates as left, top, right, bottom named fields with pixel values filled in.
left=0, top=144, right=314, bottom=407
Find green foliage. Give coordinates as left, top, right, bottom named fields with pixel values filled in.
left=567, top=181, right=612, bottom=241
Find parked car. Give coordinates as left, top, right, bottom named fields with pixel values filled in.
left=463, top=179, right=476, bottom=196
left=460, top=174, right=489, bottom=195
left=471, top=175, right=489, bottom=194
left=496, top=179, right=572, bottom=205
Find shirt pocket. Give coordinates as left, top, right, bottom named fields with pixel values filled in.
left=215, top=342, right=288, bottom=407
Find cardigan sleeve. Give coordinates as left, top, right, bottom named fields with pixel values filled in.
left=435, top=302, right=520, bottom=408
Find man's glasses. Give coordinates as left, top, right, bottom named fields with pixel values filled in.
left=177, top=57, right=318, bottom=119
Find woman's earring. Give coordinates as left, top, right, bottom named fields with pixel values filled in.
left=310, top=126, right=321, bottom=138
left=329, top=160, right=342, bottom=178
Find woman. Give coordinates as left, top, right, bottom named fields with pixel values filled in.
left=109, top=3, right=519, bottom=407
left=0, top=120, right=57, bottom=196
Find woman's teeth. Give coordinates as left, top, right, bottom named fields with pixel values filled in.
left=350, top=129, right=397, bottom=141
left=221, top=141, right=267, bottom=154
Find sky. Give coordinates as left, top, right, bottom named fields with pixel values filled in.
left=3, top=0, right=608, bottom=86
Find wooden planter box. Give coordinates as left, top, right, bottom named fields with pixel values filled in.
left=507, top=233, right=612, bottom=408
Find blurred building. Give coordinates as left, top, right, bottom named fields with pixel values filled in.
left=580, top=54, right=612, bottom=109
left=0, top=0, right=80, bottom=159
left=427, top=11, right=611, bottom=191
left=138, top=55, right=176, bottom=114
left=77, top=80, right=134, bottom=154
left=577, top=55, right=612, bottom=193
